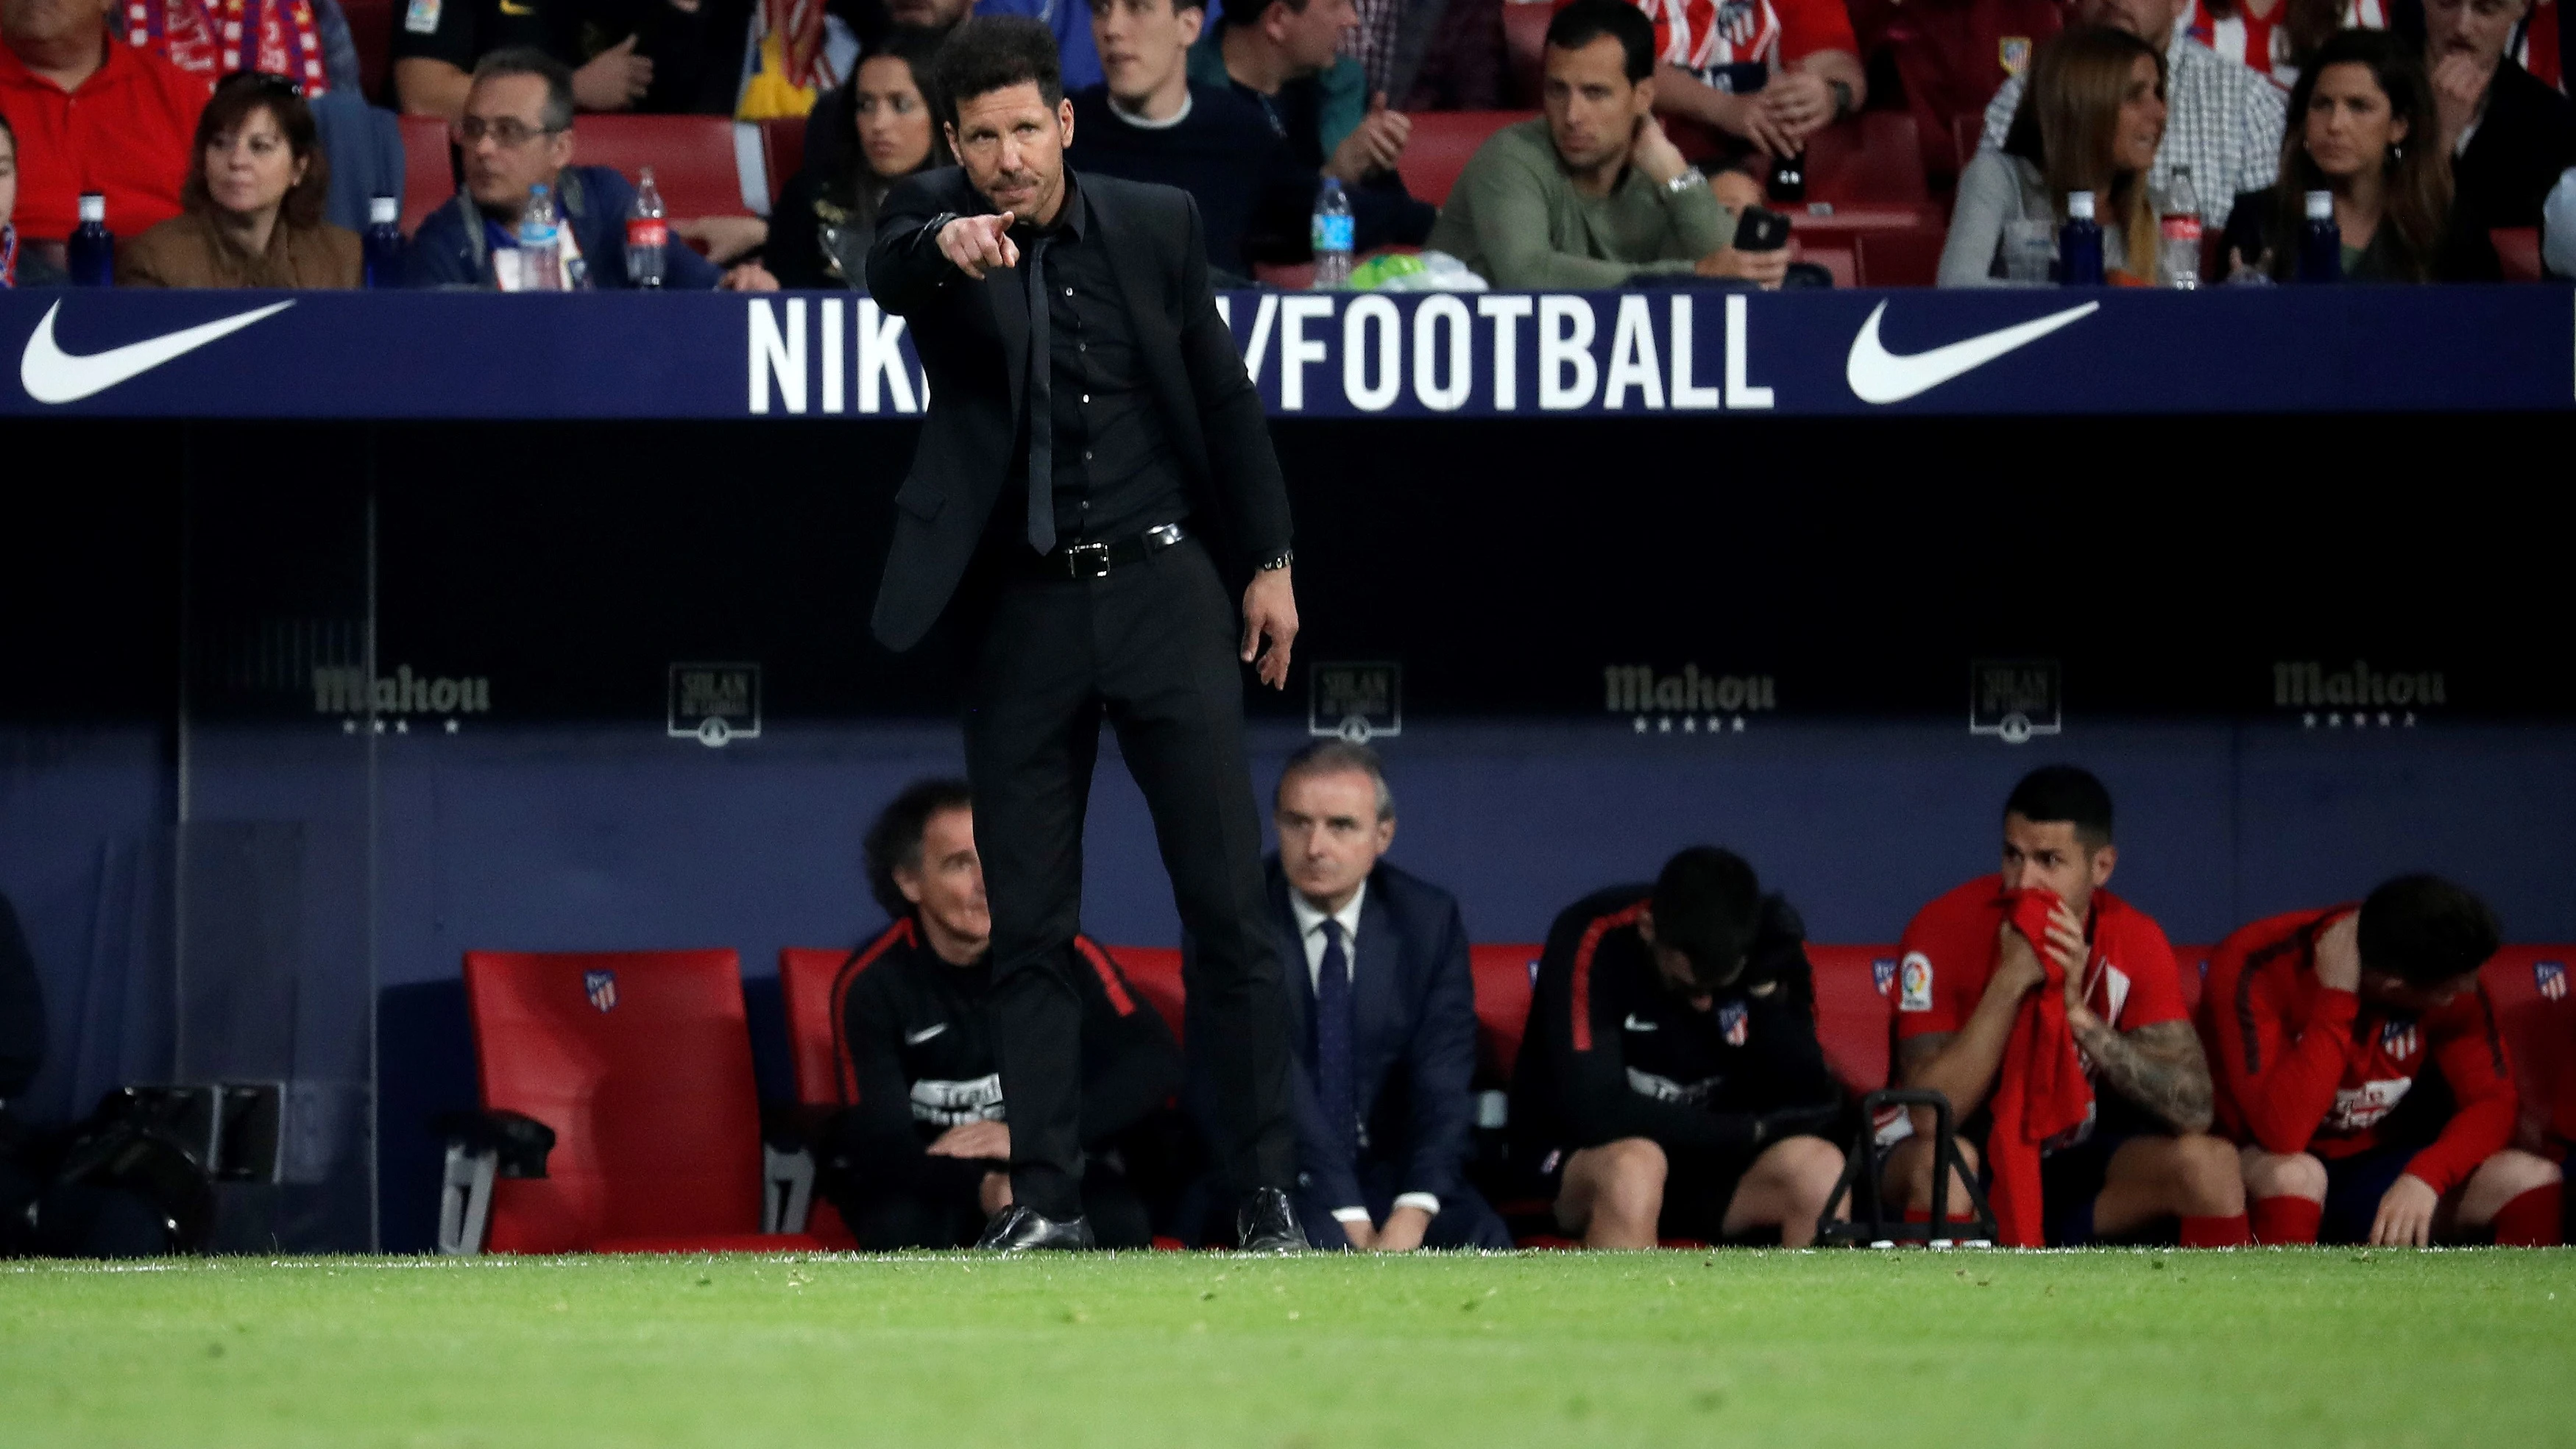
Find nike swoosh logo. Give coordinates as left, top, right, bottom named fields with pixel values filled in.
left=1843, top=300, right=2100, bottom=405
left=20, top=300, right=295, bottom=405
left=499, top=0, right=535, bottom=13
left=904, top=1023, right=947, bottom=1045
left=1623, top=1014, right=1658, bottom=1032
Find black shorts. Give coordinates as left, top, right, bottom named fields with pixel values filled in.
left=1532, top=1141, right=1763, bottom=1245
left=2318, top=1144, right=2424, bottom=1244
left=2034, top=1127, right=2142, bottom=1247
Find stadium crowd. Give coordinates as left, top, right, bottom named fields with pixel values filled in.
left=4, top=0, right=2572, bottom=288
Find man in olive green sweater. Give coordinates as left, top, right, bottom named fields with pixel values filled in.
left=1425, top=0, right=1787, bottom=290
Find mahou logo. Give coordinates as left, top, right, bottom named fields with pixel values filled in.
left=1604, top=664, right=1777, bottom=735
left=2274, top=659, right=2442, bottom=729
left=311, top=665, right=492, bottom=733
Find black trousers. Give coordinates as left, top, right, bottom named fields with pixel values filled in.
left=963, top=536, right=1295, bottom=1220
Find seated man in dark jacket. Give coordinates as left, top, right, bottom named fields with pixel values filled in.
left=823, top=779, right=1181, bottom=1250
left=407, top=48, right=777, bottom=288
left=1510, top=846, right=1847, bottom=1248
left=2427, top=0, right=2576, bottom=233
left=1068, top=0, right=1321, bottom=280
left=1187, top=743, right=1508, bottom=1251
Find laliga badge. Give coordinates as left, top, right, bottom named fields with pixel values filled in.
left=1898, top=952, right=1934, bottom=1013
left=403, top=0, right=441, bottom=33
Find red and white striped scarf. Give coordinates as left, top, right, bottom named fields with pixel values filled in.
left=127, top=0, right=329, bottom=95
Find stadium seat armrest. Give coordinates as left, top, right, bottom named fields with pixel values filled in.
left=762, top=1141, right=815, bottom=1236
left=435, top=1108, right=556, bottom=1178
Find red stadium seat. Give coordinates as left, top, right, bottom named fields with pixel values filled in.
left=1469, top=943, right=1541, bottom=1087
left=777, top=946, right=848, bottom=1108
left=1805, top=112, right=1929, bottom=205
left=397, top=113, right=453, bottom=235
left=2494, top=227, right=2543, bottom=281
left=1502, top=0, right=1551, bottom=105
left=573, top=115, right=768, bottom=218
left=1116, top=946, right=1188, bottom=1045
left=1397, top=110, right=1534, bottom=208
left=2478, top=947, right=2576, bottom=1149
left=760, top=116, right=808, bottom=209
left=1806, top=945, right=1897, bottom=1094
left=455, top=949, right=821, bottom=1254
left=1853, top=224, right=1946, bottom=286
left=339, top=0, right=392, bottom=103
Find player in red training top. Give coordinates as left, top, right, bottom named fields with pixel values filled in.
left=2201, top=876, right=2562, bottom=1247
left=1888, top=766, right=2248, bottom=1247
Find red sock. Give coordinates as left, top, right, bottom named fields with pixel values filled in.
left=2491, top=1183, right=2563, bottom=1247
left=2181, top=1213, right=2250, bottom=1247
left=2251, top=1196, right=2323, bottom=1245
left=1902, top=1207, right=1978, bottom=1225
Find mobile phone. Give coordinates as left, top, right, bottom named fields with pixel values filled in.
left=1733, top=205, right=1792, bottom=252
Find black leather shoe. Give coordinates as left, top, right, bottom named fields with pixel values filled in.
left=1234, top=1188, right=1309, bottom=1253
left=975, top=1205, right=1096, bottom=1252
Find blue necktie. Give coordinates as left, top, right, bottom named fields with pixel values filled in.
left=1313, top=919, right=1357, bottom=1163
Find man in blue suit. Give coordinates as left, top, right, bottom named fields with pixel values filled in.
left=1193, top=740, right=1510, bottom=1250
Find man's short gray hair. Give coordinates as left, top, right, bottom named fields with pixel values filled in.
left=1275, top=739, right=1395, bottom=821
left=471, top=47, right=577, bottom=133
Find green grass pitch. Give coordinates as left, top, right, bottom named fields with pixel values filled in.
left=6, top=1248, right=2574, bottom=1447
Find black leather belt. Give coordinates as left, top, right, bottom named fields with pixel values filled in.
left=1033, top=522, right=1189, bottom=580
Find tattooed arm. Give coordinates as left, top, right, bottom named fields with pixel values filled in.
left=2068, top=1013, right=2215, bottom=1134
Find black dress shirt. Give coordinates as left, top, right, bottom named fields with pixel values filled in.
left=1021, top=179, right=1191, bottom=546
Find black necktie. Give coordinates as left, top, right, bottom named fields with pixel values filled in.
left=1314, top=919, right=1357, bottom=1162
left=1023, top=232, right=1054, bottom=555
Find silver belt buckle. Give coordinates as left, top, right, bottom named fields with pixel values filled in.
left=1065, top=541, right=1114, bottom=579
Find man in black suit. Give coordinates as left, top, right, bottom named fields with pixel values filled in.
left=1192, top=741, right=1510, bottom=1251
left=864, top=15, right=1306, bottom=1253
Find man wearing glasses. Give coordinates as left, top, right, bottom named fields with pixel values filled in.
left=407, top=46, right=776, bottom=288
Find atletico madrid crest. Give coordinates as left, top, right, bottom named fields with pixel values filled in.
left=2381, top=1020, right=2418, bottom=1060
left=1873, top=958, right=1898, bottom=996
left=1719, top=1002, right=1749, bottom=1047
left=584, top=969, right=619, bottom=1013
left=2538, top=960, right=2567, bottom=1002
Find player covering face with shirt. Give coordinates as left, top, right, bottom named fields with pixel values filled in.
left=1889, top=766, right=2248, bottom=1246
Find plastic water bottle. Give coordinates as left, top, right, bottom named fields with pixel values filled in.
left=363, top=196, right=405, bottom=288
left=2298, top=189, right=2342, bottom=283
left=1310, top=178, right=1354, bottom=289
left=2158, top=165, right=2202, bottom=289
left=517, top=183, right=562, bottom=291
left=2059, top=190, right=2104, bottom=286
left=626, top=166, right=668, bottom=289
left=67, top=193, right=113, bottom=287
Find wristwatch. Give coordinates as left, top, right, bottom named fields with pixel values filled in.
left=1259, top=549, right=1295, bottom=573
left=1828, top=79, right=1856, bottom=120
left=1664, top=166, right=1708, bottom=198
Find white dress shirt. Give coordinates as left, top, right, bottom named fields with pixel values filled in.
left=1289, top=880, right=1442, bottom=1223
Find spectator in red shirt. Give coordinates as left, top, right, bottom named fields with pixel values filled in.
left=0, top=0, right=208, bottom=244
left=2201, top=876, right=2563, bottom=1246
left=1888, top=766, right=2248, bottom=1248
left=1561, top=0, right=1867, bottom=198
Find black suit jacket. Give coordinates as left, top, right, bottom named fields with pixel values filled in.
left=2456, top=59, right=2576, bottom=233
left=1188, top=858, right=1478, bottom=1213
left=862, top=166, right=1295, bottom=651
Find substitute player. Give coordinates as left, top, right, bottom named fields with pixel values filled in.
left=1889, top=766, right=2248, bottom=1247
left=2201, top=875, right=2562, bottom=1247
left=1510, top=847, right=1847, bottom=1248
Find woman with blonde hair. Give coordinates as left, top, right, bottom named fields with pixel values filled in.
left=118, top=72, right=361, bottom=289
left=1939, top=26, right=2171, bottom=286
